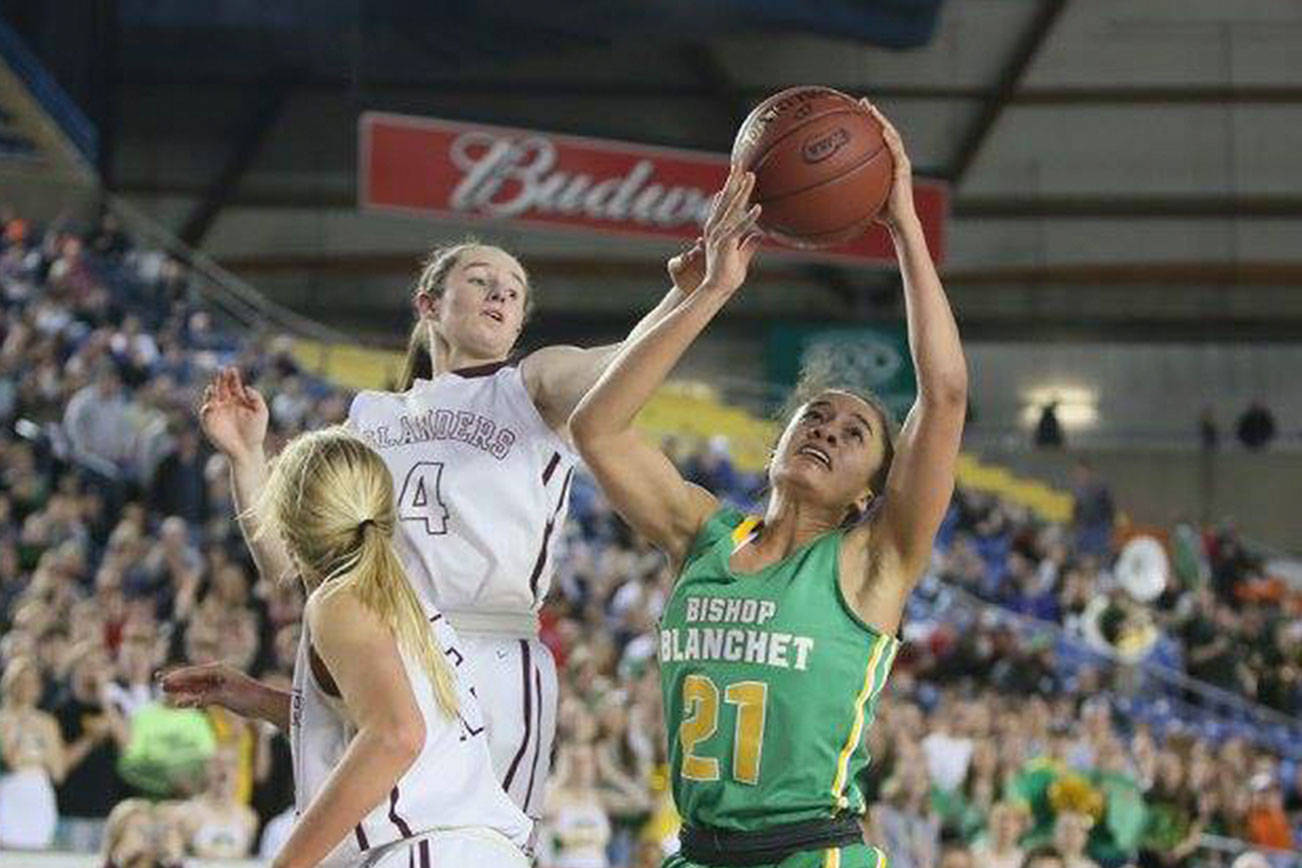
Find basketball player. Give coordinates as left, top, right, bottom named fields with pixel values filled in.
left=163, top=427, right=531, bottom=868
left=200, top=242, right=705, bottom=819
left=570, top=104, right=967, bottom=868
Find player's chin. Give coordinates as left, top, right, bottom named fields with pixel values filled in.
left=459, top=324, right=512, bottom=359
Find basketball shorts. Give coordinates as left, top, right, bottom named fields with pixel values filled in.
left=361, top=826, right=530, bottom=868
left=458, top=634, right=558, bottom=819
left=663, top=843, right=888, bottom=868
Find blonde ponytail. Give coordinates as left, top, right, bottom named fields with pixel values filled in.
left=398, top=319, right=433, bottom=392
left=254, top=426, right=459, bottom=717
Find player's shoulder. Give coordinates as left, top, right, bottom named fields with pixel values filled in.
left=348, top=386, right=404, bottom=419
left=304, top=582, right=382, bottom=641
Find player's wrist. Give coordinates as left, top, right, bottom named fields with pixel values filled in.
left=226, top=445, right=267, bottom=471
left=885, top=210, right=923, bottom=239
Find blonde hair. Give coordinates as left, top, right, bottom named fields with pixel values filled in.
left=255, top=427, right=458, bottom=717
left=399, top=239, right=532, bottom=390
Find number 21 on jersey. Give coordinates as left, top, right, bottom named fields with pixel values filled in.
left=679, top=674, right=768, bottom=785
left=398, top=462, right=450, bottom=535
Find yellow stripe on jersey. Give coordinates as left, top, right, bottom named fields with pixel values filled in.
left=822, top=847, right=842, bottom=868
left=730, top=516, right=762, bottom=548
left=830, top=633, right=895, bottom=808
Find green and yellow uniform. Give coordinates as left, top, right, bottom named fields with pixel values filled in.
left=659, top=507, right=899, bottom=868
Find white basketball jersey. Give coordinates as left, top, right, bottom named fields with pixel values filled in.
left=348, top=362, right=576, bottom=621
left=289, top=611, right=532, bottom=868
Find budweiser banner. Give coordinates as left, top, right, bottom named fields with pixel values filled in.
left=360, top=111, right=947, bottom=265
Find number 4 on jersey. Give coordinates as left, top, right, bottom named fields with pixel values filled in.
left=398, top=462, right=450, bottom=535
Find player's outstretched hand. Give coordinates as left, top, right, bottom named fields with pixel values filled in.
left=160, top=662, right=261, bottom=716
left=199, top=367, right=268, bottom=462
left=700, top=166, right=763, bottom=298
left=860, top=100, right=916, bottom=230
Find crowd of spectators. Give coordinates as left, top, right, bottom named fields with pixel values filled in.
left=0, top=203, right=1299, bottom=868
left=933, top=465, right=1302, bottom=719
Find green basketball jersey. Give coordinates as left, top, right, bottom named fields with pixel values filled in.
left=659, top=506, right=899, bottom=833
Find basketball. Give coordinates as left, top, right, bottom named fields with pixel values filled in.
left=731, top=86, right=893, bottom=249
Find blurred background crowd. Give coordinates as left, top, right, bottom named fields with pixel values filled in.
left=0, top=207, right=1300, bottom=868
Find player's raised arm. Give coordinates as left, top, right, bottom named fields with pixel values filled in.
left=846, top=103, right=967, bottom=614
left=199, top=368, right=296, bottom=585
left=522, top=240, right=711, bottom=432
left=570, top=168, right=762, bottom=565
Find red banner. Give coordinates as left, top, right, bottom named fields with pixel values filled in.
left=360, top=111, right=947, bottom=266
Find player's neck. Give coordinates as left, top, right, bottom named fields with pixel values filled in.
left=756, top=493, right=841, bottom=554
left=435, top=344, right=507, bottom=375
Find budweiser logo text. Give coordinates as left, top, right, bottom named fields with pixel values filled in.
left=449, top=132, right=712, bottom=228
left=361, top=111, right=947, bottom=264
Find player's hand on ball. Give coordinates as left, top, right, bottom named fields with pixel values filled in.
left=667, top=237, right=707, bottom=295
left=199, top=367, right=268, bottom=461
left=700, top=167, right=763, bottom=297
left=860, top=100, right=917, bottom=229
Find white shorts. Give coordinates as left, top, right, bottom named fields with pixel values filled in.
left=362, top=827, right=530, bottom=868
left=458, top=634, right=558, bottom=819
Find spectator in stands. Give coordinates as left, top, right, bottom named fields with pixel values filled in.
left=922, top=698, right=975, bottom=793
left=1198, top=407, right=1219, bottom=451
left=1069, top=461, right=1114, bottom=559
left=101, top=797, right=186, bottom=868
left=942, top=845, right=977, bottom=868
left=53, top=642, right=129, bottom=852
left=1034, top=401, right=1064, bottom=449
left=1235, top=401, right=1277, bottom=451
left=1021, top=846, right=1068, bottom=868
left=1243, top=774, right=1294, bottom=852
left=1052, top=811, right=1100, bottom=868
left=91, top=212, right=131, bottom=261
left=869, top=762, right=942, bottom=868
left=1138, top=749, right=1204, bottom=868
left=0, top=656, right=64, bottom=850
left=104, top=618, right=163, bottom=719
left=147, top=423, right=210, bottom=526
left=178, top=746, right=258, bottom=859
left=542, top=742, right=614, bottom=868
left=684, top=434, right=741, bottom=500
left=971, top=800, right=1030, bottom=868
left=63, top=363, right=138, bottom=477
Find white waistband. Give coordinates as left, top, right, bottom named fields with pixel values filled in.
left=359, top=826, right=528, bottom=868
left=443, top=610, right=539, bottom=638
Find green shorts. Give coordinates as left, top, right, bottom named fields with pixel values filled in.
left=664, top=842, right=887, bottom=868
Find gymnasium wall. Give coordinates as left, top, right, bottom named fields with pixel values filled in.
left=995, top=448, right=1302, bottom=554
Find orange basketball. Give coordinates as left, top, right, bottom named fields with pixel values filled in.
left=731, top=86, right=893, bottom=249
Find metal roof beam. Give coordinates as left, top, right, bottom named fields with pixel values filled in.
left=177, top=78, right=288, bottom=247
left=944, top=0, right=1070, bottom=184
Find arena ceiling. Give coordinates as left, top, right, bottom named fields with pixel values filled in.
left=7, top=0, right=1302, bottom=344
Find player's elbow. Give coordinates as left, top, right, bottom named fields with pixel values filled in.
left=921, top=367, right=967, bottom=408
left=569, top=400, right=622, bottom=448
left=372, top=715, right=426, bottom=767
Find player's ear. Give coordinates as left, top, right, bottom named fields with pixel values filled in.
left=415, top=289, right=442, bottom=322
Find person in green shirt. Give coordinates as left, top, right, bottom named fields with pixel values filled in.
left=570, top=102, right=967, bottom=868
